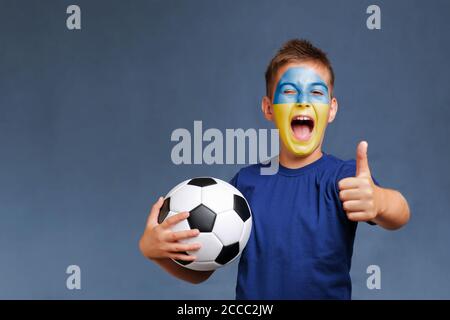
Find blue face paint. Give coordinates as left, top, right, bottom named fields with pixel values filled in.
left=273, top=67, right=330, bottom=104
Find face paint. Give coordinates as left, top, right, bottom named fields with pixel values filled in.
left=272, top=67, right=331, bottom=157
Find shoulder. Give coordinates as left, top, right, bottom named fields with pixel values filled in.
left=325, top=154, right=381, bottom=186
left=230, top=163, right=265, bottom=187
left=326, top=154, right=356, bottom=179
left=318, top=154, right=357, bottom=187
left=228, top=163, right=266, bottom=201
left=229, top=155, right=357, bottom=185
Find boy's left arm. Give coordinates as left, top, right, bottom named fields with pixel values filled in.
left=338, top=141, right=410, bottom=230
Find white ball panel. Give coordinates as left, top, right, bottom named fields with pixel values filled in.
left=181, top=232, right=223, bottom=262
left=212, top=210, right=244, bottom=246
left=214, top=177, right=244, bottom=198
left=184, top=261, right=222, bottom=271
left=239, top=218, right=252, bottom=251
left=170, top=184, right=202, bottom=213
left=166, top=211, right=190, bottom=233
left=201, top=183, right=234, bottom=214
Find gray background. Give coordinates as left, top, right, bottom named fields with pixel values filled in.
left=0, top=0, right=449, bottom=299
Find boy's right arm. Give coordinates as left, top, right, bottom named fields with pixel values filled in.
left=139, top=197, right=214, bottom=284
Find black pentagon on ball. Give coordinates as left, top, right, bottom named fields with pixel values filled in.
left=188, top=204, right=216, bottom=232
left=158, top=197, right=171, bottom=224
left=233, top=194, right=251, bottom=222
left=215, top=242, right=240, bottom=265
left=187, top=177, right=217, bottom=187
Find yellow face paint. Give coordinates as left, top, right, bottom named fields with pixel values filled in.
left=273, top=102, right=330, bottom=156
left=272, top=67, right=331, bottom=157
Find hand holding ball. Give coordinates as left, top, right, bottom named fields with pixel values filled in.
left=158, top=177, right=252, bottom=271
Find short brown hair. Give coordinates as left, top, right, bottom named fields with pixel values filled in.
left=265, top=39, right=335, bottom=98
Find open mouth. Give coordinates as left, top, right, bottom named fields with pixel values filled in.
left=290, top=115, right=314, bottom=142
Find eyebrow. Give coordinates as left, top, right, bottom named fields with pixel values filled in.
left=309, top=82, right=329, bottom=90
left=278, top=80, right=329, bottom=90
left=278, top=81, right=297, bottom=87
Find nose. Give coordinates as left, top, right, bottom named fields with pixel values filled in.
left=296, top=100, right=312, bottom=109
left=297, top=94, right=311, bottom=106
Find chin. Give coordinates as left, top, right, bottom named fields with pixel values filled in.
left=281, top=142, right=317, bottom=158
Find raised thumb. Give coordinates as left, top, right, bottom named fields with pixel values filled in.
left=356, top=141, right=371, bottom=177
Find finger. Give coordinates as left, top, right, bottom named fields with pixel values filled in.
left=147, top=196, right=165, bottom=227
left=338, top=177, right=361, bottom=190
left=168, top=253, right=197, bottom=262
left=167, top=242, right=202, bottom=253
left=165, top=229, right=200, bottom=242
left=356, top=141, right=371, bottom=178
left=342, top=200, right=368, bottom=212
left=347, top=211, right=371, bottom=222
left=161, top=211, right=190, bottom=229
left=339, top=189, right=366, bottom=201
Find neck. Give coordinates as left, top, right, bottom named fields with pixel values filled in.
left=279, top=145, right=323, bottom=169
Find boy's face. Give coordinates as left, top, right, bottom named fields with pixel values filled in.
left=263, top=61, right=337, bottom=157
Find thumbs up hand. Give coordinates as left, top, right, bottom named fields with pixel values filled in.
left=338, top=141, right=381, bottom=222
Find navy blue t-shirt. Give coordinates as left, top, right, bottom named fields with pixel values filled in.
left=230, top=153, right=374, bottom=300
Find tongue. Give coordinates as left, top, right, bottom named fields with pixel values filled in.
left=292, top=124, right=312, bottom=141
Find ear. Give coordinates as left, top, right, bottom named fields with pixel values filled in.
left=261, top=96, right=274, bottom=121
left=328, top=97, right=338, bottom=123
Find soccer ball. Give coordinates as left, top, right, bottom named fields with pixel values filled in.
left=158, top=177, right=252, bottom=271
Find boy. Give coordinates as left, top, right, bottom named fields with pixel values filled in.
left=139, top=39, right=410, bottom=299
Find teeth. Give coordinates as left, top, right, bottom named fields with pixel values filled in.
left=294, top=116, right=311, bottom=121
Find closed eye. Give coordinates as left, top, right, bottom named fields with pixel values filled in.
left=283, top=89, right=297, bottom=95
left=311, top=90, right=324, bottom=96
